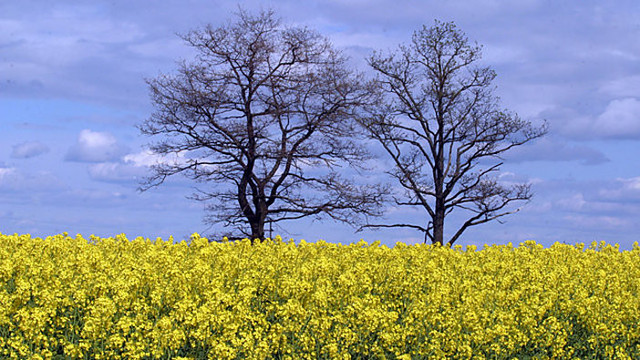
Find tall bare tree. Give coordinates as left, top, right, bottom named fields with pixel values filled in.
left=360, top=21, right=547, bottom=246
left=139, top=9, right=386, bottom=242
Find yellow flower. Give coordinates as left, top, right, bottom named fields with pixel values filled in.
left=1, top=232, right=639, bottom=358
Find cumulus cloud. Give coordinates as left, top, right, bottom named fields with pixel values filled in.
left=554, top=98, right=640, bottom=140
left=11, top=141, right=50, bottom=159
left=592, top=98, right=640, bottom=138
left=65, top=129, right=129, bottom=162
left=85, top=149, right=193, bottom=184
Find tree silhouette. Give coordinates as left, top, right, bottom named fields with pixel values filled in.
left=139, top=9, right=387, bottom=242
left=360, top=21, right=547, bottom=246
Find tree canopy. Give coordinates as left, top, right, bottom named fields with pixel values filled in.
left=139, top=9, right=387, bottom=241
left=360, top=21, right=547, bottom=246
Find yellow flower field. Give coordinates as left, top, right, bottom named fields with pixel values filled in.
left=0, top=232, right=639, bottom=359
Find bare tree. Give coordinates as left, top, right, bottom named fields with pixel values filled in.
left=360, top=21, right=547, bottom=246
left=139, top=9, right=386, bottom=242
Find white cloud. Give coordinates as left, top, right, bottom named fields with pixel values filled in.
left=87, top=162, right=148, bottom=183
left=82, top=130, right=115, bottom=148
left=592, top=98, right=640, bottom=138
left=80, top=149, right=192, bottom=184
left=124, top=149, right=188, bottom=167
left=554, top=98, right=640, bottom=140
left=123, top=150, right=160, bottom=167
left=498, top=171, right=515, bottom=178
left=0, top=167, right=17, bottom=181
left=621, top=177, right=640, bottom=191
left=65, top=129, right=128, bottom=162
left=11, top=141, right=50, bottom=159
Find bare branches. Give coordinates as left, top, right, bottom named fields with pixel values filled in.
left=360, top=21, right=548, bottom=246
left=139, top=9, right=387, bottom=241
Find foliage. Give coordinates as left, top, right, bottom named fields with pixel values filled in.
left=1, top=232, right=639, bottom=359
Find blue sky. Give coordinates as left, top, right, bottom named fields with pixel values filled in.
left=1, top=0, right=639, bottom=249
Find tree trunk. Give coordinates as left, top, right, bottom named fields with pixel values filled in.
left=250, top=198, right=268, bottom=243
left=249, top=219, right=265, bottom=243
left=433, top=199, right=445, bottom=246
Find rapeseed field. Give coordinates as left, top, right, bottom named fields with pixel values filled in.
left=0, top=232, right=639, bottom=359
